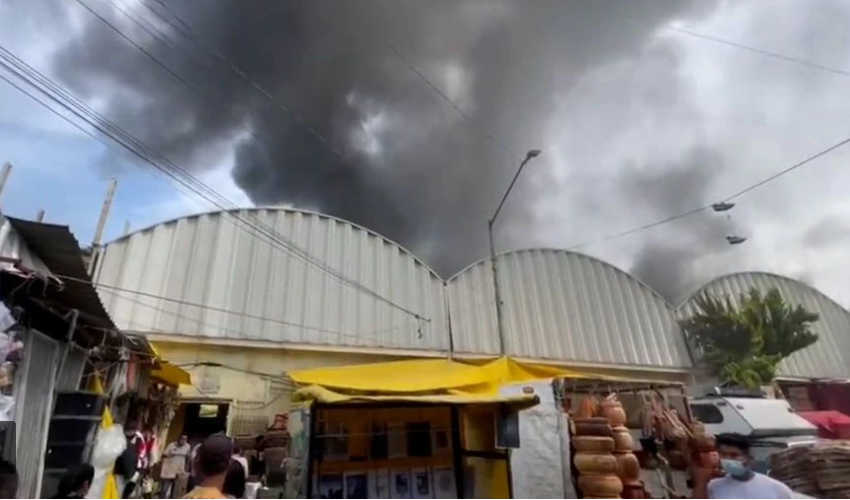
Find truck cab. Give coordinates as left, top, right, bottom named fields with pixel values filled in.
left=690, top=395, right=818, bottom=472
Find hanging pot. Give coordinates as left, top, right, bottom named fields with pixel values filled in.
left=600, top=399, right=627, bottom=426
left=574, top=436, right=616, bottom=453
left=615, top=452, right=640, bottom=480
left=578, top=396, right=600, bottom=419
left=578, top=474, right=623, bottom=498
left=574, top=452, right=619, bottom=475
left=611, top=426, right=634, bottom=452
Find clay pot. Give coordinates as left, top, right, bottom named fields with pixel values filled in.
left=621, top=480, right=647, bottom=499
left=600, top=399, right=627, bottom=426
left=697, top=450, right=720, bottom=469
left=574, top=436, right=616, bottom=453
left=578, top=474, right=623, bottom=498
left=693, top=434, right=716, bottom=452
left=615, top=452, right=640, bottom=480
left=574, top=420, right=614, bottom=437
left=611, top=426, right=634, bottom=452
left=575, top=452, right=619, bottom=474
left=578, top=396, right=600, bottom=419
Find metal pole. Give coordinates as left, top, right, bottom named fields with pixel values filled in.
left=35, top=209, right=45, bottom=222
left=0, top=162, right=12, bottom=207
left=489, top=218, right=506, bottom=355
left=88, top=178, right=118, bottom=275
left=488, top=150, right=540, bottom=356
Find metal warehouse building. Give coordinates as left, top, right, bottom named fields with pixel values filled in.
left=91, top=207, right=850, bottom=432
left=678, top=272, right=850, bottom=380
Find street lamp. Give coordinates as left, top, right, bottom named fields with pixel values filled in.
left=488, top=149, right=542, bottom=355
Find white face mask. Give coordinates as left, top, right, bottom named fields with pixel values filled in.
left=721, top=458, right=751, bottom=479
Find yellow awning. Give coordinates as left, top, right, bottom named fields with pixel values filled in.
left=293, top=384, right=540, bottom=411
left=151, top=361, right=192, bottom=386
left=289, top=356, right=604, bottom=397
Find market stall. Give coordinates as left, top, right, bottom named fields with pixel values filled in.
left=286, top=357, right=572, bottom=499
left=555, top=378, right=717, bottom=499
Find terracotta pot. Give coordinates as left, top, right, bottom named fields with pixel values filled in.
left=694, top=434, right=716, bottom=452
left=578, top=474, right=623, bottom=497
left=578, top=396, right=600, bottom=419
left=611, top=426, right=634, bottom=452
left=600, top=400, right=627, bottom=426
left=575, top=422, right=614, bottom=437
left=575, top=452, right=619, bottom=474
left=574, top=436, right=616, bottom=453
left=621, top=480, right=647, bottom=499
left=574, top=417, right=611, bottom=425
left=615, top=452, right=640, bottom=480
left=697, top=450, right=720, bottom=469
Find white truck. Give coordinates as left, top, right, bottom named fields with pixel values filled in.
left=689, top=395, right=818, bottom=472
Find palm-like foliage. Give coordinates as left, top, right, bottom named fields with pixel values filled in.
left=680, top=287, right=819, bottom=388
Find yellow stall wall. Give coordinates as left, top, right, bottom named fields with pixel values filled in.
left=153, top=340, right=411, bottom=436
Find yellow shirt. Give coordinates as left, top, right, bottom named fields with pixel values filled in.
left=182, top=486, right=227, bottom=499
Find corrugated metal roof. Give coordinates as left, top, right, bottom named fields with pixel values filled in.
left=94, top=208, right=450, bottom=352
left=0, top=216, right=50, bottom=274
left=4, top=216, right=115, bottom=329
left=446, top=248, right=693, bottom=369
left=677, top=272, right=850, bottom=379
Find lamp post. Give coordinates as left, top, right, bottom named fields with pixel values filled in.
left=488, top=149, right=541, bottom=355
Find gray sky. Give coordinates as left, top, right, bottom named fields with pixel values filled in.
left=1, top=0, right=849, bottom=307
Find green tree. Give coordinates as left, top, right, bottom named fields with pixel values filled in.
left=680, top=287, right=819, bottom=388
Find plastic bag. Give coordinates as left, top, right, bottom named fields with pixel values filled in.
left=0, top=394, right=14, bottom=421
left=87, top=424, right=126, bottom=499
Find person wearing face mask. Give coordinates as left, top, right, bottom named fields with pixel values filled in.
left=692, top=433, right=793, bottom=498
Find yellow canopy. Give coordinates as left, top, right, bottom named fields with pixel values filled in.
left=151, top=361, right=192, bottom=386
left=289, top=356, right=596, bottom=397
left=293, top=384, right=540, bottom=411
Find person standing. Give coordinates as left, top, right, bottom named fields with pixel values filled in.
left=160, top=435, right=192, bottom=498
left=692, top=433, right=794, bottom=498
left=231, top=444, right=248, bottom=477
left=183, top=434, right=233, bottom=499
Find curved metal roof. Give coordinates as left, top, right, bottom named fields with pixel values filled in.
left=677, top=272, right=850, bottom=379
left=94, top=208, right=450, bottom=352
left=446, top=248, right=693, bottom=369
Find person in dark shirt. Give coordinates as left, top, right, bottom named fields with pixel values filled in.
left=248, top=435, right=265, bottom=478
left=54, top=464, right=94, bottom=499
left=222, top=460, right=246, bottom=499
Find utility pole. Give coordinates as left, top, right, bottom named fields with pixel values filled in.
left=88, top=178, right=118, bottom=275
left=0, top=162, right=12, bottom=208
left=488, top=149, right=541, bottom=355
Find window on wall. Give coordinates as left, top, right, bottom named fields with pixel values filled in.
left=690, top=403, right=724, bottom=424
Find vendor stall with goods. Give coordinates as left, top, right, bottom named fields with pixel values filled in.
left=556, top=379, right=719, bottom=499
left=286, top=357, right=570, bottom=499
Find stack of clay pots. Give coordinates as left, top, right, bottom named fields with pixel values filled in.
left=573, top=416, right=623, bottom=499
left=601, top=395, right=646, bottom=499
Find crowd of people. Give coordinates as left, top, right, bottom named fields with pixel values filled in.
left=54, top=424, right=254, bottom=499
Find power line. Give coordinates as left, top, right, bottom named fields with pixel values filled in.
left=667, top=26, right=850, bottom=79
left=0, top=45, right=429, bottom=323
left=73, top=275, right=425, bottom=343
left=567, top=135, right=850, bottom=250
